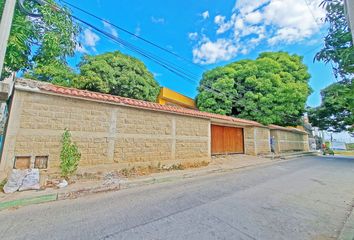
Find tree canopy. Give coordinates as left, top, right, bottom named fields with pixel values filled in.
left=0, top=0, right=79, bottom=80
left=73, top=51, right=160, bottom=102
left=310, top=0, right=354, bottom=134
left=196, top=52, right=312, bottom=126
left=0, top=1, right=159, bottom=102
left=315, top=0, right=354, bottom=80
left=308, top=80, right=353, bottom=133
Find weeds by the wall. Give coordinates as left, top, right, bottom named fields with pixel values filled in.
left=0, top=178, right=7, bottom=193
left=60, top=129, right=81, bottom=179
left=119, top=161, right=209, bottom=178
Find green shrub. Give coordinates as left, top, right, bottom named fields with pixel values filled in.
left=60, top=129, right=81, bottom=179
left=346, top=143, right=354, bottom=150
left=0, top=178, right=6, bottom=193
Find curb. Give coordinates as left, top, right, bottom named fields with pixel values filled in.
left=0, top=157, right=301, bottom=211
left=338, top=203, right=354, bottom=240
left=57, top=184, right=120, bottom=200
left=0, top=194, right=57, bottom=210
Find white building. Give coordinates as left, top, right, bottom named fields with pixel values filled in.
left=321, top=131, right=354, bottom=143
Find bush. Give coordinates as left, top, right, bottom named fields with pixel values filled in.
left=346, top=143, right=354, bottom=150
left=60, top=129, right=81, bottom=179
left=0, top=178, right=6, bottom=193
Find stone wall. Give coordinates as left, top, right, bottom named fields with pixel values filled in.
left=244, top=127, right=270, bottom=155
left=0, top=90, right=210, bottom=173
left=0, top=87, right=311, bottom=177
left=270, top=129, right=309, bottom=153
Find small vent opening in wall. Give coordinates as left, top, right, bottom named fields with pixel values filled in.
left=14, top=156, right=31, bottom=169
left=34, top=156, right=48, bottom=169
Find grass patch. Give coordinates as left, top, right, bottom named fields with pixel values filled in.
left=0, top=178, right=7, bottom=193
left=346, top=143, right=354, bottom=150
left=119, top=161, right=209, bottom=178
left=333, top=151, right=354, bottom=156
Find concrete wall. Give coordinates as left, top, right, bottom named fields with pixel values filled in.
left=270, top=129, right=309, bottom=153
left=0, top=90, right=210, bottom=174
left=0, top=87, right=311, bottom=177
left=244, top=127, right=271, bottom=155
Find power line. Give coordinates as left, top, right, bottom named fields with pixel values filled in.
left=58, top=0, right=208, bottom=72
left=18, top=0, right=216, bottom=87
left=37, top=0, right=236, bottom=101
left=13, top=0, right=317, bottom=123
left=58, top=0, right=333, bottom=73
left=301, top=44, right=322, bottom=56
left=302, top=0, right=345, bottom=81
left=303, top=0, right=323, bottom=29
left=27, top=0, right=325, bottom=108
left=36, top=0, right=323, bottom=109
left=59, top=0, right=326, bottom=67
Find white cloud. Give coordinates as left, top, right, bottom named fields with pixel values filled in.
left=233, top=0, right=269, bottom=14
left=192, top=0, right=325, bottom=64
left=215, top=14, right=236, bottom=34
left=103, top=21, right=118, bottom=37
left=135, top=25, right=141, bottom=36
left=75, top=43, right=88, bottom=54
left=152, top=72, right=162, bottom=78
left=214, top=15, right=225, bottom=25
left=201, top=11, right=209, bottom=20
left=263, top=0, right=324, bottom=45
left=193, top=37, right=238, bottom=64
left=76, top=28, right=100, bottom=53
left=151, top=16, right=165, bottom=24
left=188, top=32, right=198, bottom=41
left=244, top=11, right=262, bottom=24
left=83, top=28, right=100, bottom=47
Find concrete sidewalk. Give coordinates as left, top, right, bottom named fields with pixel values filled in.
left=338, top=198, right=354, bottom=240
left=0, top=155, right=293, bottom=210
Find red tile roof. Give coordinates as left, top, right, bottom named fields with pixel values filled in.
left=34, top=83, right=262, bottom=126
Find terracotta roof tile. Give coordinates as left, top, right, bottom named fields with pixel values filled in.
left=19, top=78, right=308, bottom=131
left=36, top=83, right=262, bottom=126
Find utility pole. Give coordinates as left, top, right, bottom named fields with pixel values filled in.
left=0, top=0, right=17, bottom=80
left=344, top=0, right=354, bottom=43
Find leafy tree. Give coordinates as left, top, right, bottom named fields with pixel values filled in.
left=308, top=80, right=353, bottom=133
left=60, top=129, right=81, bottom=179
left=73, top=51, right=160, bottom=102
left=196, top=52, right=311, bottom=126
left=309, top=0, right=354, bottom=134
left=0, top=0, right=79, bottom=79
left=196, top=66, right=236, bottom=115
left=315, top=0, right=353, bottom=79
left=24, top=61, right=76, bottom=87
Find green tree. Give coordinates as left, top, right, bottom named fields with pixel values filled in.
left=60, top=129, right=81, bottom=179
left=310, top=0, right=354, bottom=133
left=308, top=80, right=353, bottom=133
left=0, top=0, right=79, bottom=79
left=196, top=52, right=312, bottom=126
left=24, top=61, right=77, bottom=87
left=73, top=51, right=160, bottom=102
left=315, top=0, right=354, bottom=79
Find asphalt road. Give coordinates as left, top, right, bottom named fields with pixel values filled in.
left=1, top=156, right=354, bottom=240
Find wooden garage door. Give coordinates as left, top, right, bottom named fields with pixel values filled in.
left=211, top=125, right=244, bottom=154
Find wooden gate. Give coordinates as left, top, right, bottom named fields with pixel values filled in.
left=211, top=125, right=244, bottom=154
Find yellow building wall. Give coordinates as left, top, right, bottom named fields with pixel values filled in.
left=157, top=87, right=196, bottom=109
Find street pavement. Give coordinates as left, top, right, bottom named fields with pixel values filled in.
left=0, top=156, right=354, bottom=240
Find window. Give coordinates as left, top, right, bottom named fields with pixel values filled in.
left=14, top=156, right=31, bottom=169
left=34, top=156, right=48, bottom=169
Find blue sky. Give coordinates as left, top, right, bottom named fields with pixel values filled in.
left=65, top=0, right=336, bottom=107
